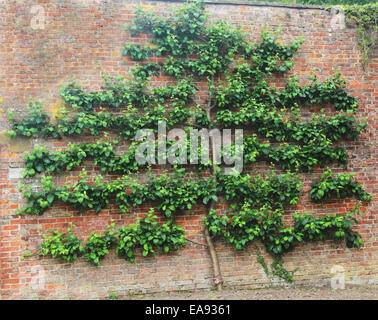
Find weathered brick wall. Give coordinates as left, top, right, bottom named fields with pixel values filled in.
left=0, top=0, right=377, bottom=299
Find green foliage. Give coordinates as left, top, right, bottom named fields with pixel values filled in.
left=344, top=3, right=378, bottom=66
left=18, top=173, right=111, bottom=215
left=206, top=200, right=363, bottom=282
left=23, top=140, right=141, bottom=178
left=9, top=105, right=193, bottom=140
left=240, top=134, right=349, bottom=171
left=128, top=1, right=243, bottom=77
left=18, top=168, right=217, bottom=217
left=255, top=246, right=296, bottom=283
left=205, top=205, right=299, bottom=255
left=267, top=141, right=348, bottom=171
left=132, top=62, right=161, bottom=80
left=293, top=207, right=363, bottom=248
left=7, top=102, right=59, bottom=139
left=216, top=102, right=364, bottom=144
left=60, top=83, right=96, bottom=113
left=205, top=203, right=362, bottom=256
left=111, top=169, right=216, bottom=217
left=39, top=226, right=84, bottom=263
left=122, top=44, right=155, bottom=61
left=20, top=168, right=302, bottom=218
left=12, top=1, right=369, bottom=278
left=18, top=176, right=59, bottom=215
left=116, top=210, right=186, bottom=262
left=61, top=75, right=151, bottom=111
left=265, top=2, right=377, bottom=67
left=23, top=132, right=348, bottom=178
left=310, top=169, right=371, bottom=201
left=84, top=226, right=118, bottom=266
left=215, top=72, right=359, bottom=112
left=39, top=212, right=186, bottom=266
left=269, top=256, right=297, bottom=283
left=107, top=290, right=119, bottom=300
left=217, top=171, right=302, bottom=208
left=249, top=30, right=303, bottom=75
left=345, top=3, right=378, bottom=30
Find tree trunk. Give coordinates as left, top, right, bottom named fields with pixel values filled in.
left=204, top=133, right=223, bottom=290
left=204, top=201, right=223, bottom=290
left=202, top=75, right=223, bottom=290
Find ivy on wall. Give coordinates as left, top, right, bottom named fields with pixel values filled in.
left=344, top=3, right=378, bottom=66
left=247, top=1, right=378, bottom=66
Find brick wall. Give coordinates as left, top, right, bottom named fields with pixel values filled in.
left=0, top=0, right=377, bottom=299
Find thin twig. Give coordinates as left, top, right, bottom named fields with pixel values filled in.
left=185, top=237, right=209, bottom=248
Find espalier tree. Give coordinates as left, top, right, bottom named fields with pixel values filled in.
left=8, top=1, right=371, bottom=289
